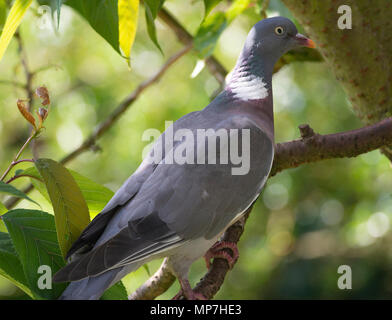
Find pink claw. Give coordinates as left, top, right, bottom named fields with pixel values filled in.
left=204, top=241, right=239, bottom=270
left=172, top=278, right=207, bottom=300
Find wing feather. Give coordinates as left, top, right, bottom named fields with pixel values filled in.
left=54, top=112, right=274, bottom=282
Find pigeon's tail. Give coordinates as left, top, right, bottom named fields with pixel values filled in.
left=58, top=263, right=142, bottom=300
left=59, top=271, right=117, bottom=300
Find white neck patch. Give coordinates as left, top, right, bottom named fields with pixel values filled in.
left=227, top=74, right=269, bottom=101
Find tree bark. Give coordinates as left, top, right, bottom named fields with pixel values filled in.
left=281, top=0, right=392, bottom=158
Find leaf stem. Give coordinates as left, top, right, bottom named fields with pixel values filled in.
left=5, top=174, right=42, bottom=184
left=0, top=133, right=37, bottom=182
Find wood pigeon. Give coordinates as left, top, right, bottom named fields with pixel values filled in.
left=53, top=16, right=315, bottom=300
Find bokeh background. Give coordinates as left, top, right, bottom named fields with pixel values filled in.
left=1, top=0, right=392, bottom=299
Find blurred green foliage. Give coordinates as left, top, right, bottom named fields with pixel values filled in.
left=0, top=0, right=391, bottom=299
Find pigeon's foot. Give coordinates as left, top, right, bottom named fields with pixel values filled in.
left=172, top=278, right=207, bottom=300
left=204, top=241, right=239, bottom=270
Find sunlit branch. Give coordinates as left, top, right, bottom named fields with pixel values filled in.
left=59, top=44, right=192, bottom=165
left=128, top=258, right=176, bottom=300
left=4, top=45, right=192, bottom=209
left=157, top=8, right=322, bottom=84
left=157, top=8, right=227, bottom=85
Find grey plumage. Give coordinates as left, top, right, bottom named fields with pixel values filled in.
left=54, top=16, right=315, bottom=299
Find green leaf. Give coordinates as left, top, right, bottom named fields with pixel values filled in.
left=63, top=0, right=120, bottom=55
left=19, top=167, right=51, bottom=214
left=54, top=0, right=62, bottom=28
left=144, top=0, right=164, bottom=52
left=14, top=169, right=24, bottom=176
left=0, top=0, right=7, bottom=29
left=0, top=231, right=33, bottom=297
left=143, top=263, right=150, bottom=276
left=0, top=201, right=7, bottom=232
left=194, top=0, right=250, bottom=58
left=0, top=201, right=6, bottom=215
left=2, top=209, right=66, bottom=299
left=101, top=281, right=128, bottom=300
left=39, top=0, right=139, bottom=60
left=23, top=166, right=114, bottom=218
left=0, top=181, right=40, bottom=207
left=37, top=0, right=62, bottom=29
left=0, top=0, right=33, bottom=62
left=68, top=170, right=114, bottom=217
left=118, top=0, right=139, bottom=65
left=40, top=0, right=140, bottom=62
left=203, top=0, right=221, bottom=18
left=194, top=11, right=227, bottom=58
left=225, top=0, right=250, bottom=23
left=35, top=158, right=90, bottom=259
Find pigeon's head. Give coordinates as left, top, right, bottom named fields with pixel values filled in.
left=243, top=17, right=315, bottom=64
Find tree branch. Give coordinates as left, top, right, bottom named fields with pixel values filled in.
left=128, top=258, right=176, bottom=300
left=131, top=117, right=392, bottom=300
left=59, top=44, right=192, bottom=165
left=3, top=7, right=321, bottom=208
left=158, top=8, right=322, bottom=82
left=4, top=44, right=192, bottom=209
left=271, top=118, right=392, bottom=176
left=157, top=8, right=227, bottom=85
left=193, top=210, right=252, bottom=299
left=280, top=0, right=392, bottom=159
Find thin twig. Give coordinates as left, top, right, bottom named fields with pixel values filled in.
left=15, top=32, right=33, bottom=112
left=4, top=44, right=192, bottom=209
left=158, top=8, right=227, bottom=85
left=157, top=8, right=322, bottom=86
left=6, top=174, right=43, bottom=184
left=0, top=80, right=26, bottom=89
left=15, top=31, right=41, bottom=160
left=59, top=44, right=192, bottom=165
left=3, top=7, right=321, bottom=208
left=32, top=64, right=62, bottom=75
left=10, top=159, right=35, bottom=166
left=0, top=133, right=36, bottom=182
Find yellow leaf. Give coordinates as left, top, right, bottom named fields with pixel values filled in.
left=0, top=0, right=33, bottom=62
left=226, top=0, right=251, bottom=23
left=118, top=0, right=139, bottom=66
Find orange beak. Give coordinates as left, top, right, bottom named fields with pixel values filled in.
left=294, top=33, right=316, bottom=48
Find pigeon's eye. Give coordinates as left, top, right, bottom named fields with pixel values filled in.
left=274, top=26, right=284, bottom=35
